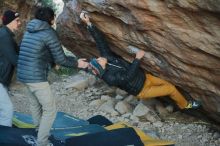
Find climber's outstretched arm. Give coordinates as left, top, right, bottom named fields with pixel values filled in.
left=80, top=12, right=114, bottom=58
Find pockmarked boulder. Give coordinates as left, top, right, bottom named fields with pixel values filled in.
left=57, top=0, right=220, bottom=123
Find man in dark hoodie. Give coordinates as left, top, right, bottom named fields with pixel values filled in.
left=0, top=10, right=21, bottom=127
left=80, top=12, right=200, bottom=111
left=17, top=7, right=88, bottom=146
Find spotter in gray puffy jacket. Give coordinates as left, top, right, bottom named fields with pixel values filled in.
left=17, top=19, right=77, bottom=83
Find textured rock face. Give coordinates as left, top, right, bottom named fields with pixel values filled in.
left=57, top=0, right=220, bottom=122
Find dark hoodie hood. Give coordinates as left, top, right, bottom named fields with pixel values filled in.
left=26, top=19, right=51, bottom=33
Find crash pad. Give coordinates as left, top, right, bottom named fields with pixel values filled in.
left=66, top=127, right=144, bottom=146
left=13, top=111, right=89, bottom=129
left=0, top=125, right=63, bottom=146
left=87, top=115, right=113, bottom=126
left=106, top=122, right=175, bottom=146
left=51, top=124, right=106, bottom=141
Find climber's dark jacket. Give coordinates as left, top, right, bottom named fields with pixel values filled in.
left=88, top=25, right=146, bottom=96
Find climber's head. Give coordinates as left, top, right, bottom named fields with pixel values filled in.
left=88, top=57, right=107, bottom=77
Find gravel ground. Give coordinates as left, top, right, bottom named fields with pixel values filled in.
left=9, top=72, right=220, bottom=146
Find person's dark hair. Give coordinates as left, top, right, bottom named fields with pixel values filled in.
left=35, top=7, right=55, bottom=25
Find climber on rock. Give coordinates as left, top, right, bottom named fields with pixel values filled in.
left=79, top=11, right=201, bottom=110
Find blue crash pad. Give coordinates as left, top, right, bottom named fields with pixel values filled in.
left=51, top=124, right=106, bottom=141
left=13, top=111, right=89, bottom=129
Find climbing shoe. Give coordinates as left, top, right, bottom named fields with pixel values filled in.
left=185, top=100, right=201, bottom=109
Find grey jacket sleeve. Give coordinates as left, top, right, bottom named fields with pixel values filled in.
left=45, top=29, right=78, bottom=68
left=0, top=36, right=17, bottom=66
